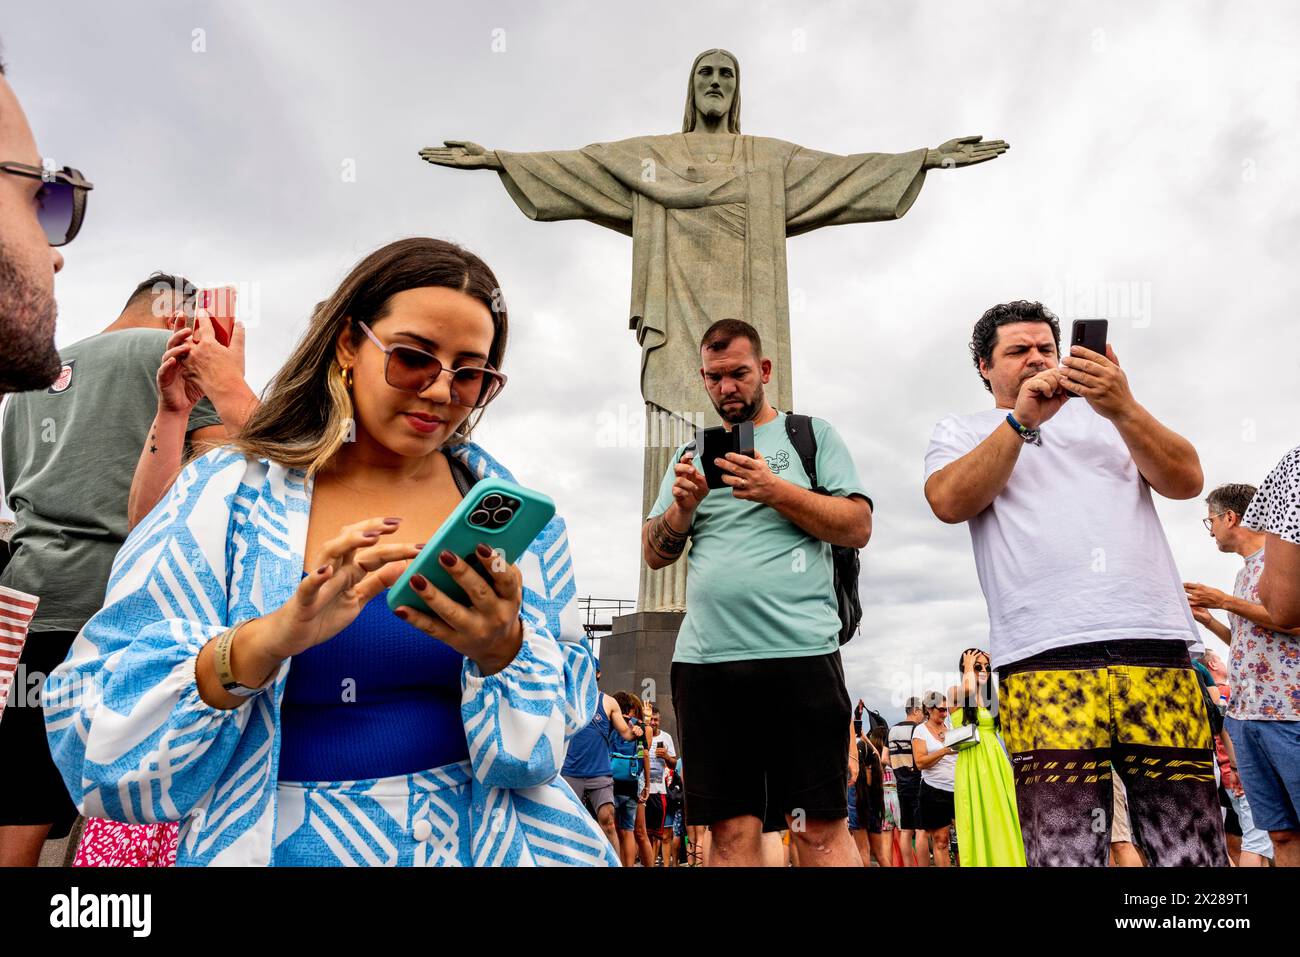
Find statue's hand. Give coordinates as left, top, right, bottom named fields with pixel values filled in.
left=925, top=135, right=1009, bottom=170
left=418, top=140, right=502, bottom=170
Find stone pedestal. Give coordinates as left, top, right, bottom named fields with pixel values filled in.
left=599, top=610, right=684, bottom=740
left=637, top=405, right=698, bottom=613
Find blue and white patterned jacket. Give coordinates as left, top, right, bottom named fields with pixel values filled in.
left=44, top=443, right=616, bottom=866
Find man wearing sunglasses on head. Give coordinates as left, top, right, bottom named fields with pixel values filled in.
left=0, top=48, right=92, bottom=394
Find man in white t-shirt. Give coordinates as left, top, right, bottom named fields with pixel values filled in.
left=923, top=300, right=1226, bottom=867
left=642, top=703, right=678, bottom=860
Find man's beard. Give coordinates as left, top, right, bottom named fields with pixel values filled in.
left=715, top=384, right=764, bottom=424
left=0, top=241, right=61, bottom=393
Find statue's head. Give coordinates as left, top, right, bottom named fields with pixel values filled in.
left=682, top=49, right=740, bottom=134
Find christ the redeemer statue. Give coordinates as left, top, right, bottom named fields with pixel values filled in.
left=421, top=48, right=1008, bottom=611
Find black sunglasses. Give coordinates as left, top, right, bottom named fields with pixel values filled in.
left=358, top=320, right=507, bottom=409
left=0, top=162, right=94, bottom=247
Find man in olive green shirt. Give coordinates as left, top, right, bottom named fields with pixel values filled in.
left=642, top=318, right=872, bottom=867
left=0, top=274, right=227, bottom=865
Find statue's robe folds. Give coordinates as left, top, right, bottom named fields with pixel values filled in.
left=496, top=133, right=929, bottom=421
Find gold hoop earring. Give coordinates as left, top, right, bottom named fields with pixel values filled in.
left=340, top=365, right=353, bottom=391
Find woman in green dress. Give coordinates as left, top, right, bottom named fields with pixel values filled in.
left=950, top=648, right=1027, bottom=867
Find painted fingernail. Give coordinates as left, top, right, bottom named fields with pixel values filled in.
left=362, top=530, right=381, bottom=539
left=383, top=517, right=402, bottom=525
left=395, top=607, right=409, bottom=621
left=476, top=543, right=493, bottom=559
left=410, top=574, right=428, bottom=590
left=439, top=550, right=456, bottom=568
left=316, top=564, right=329, bottom=576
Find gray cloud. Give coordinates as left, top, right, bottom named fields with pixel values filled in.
left=3, top=0, right=1292, bottom=719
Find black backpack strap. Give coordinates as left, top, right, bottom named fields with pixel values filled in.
left=785, top=412, right=874, bottom=512
left=444, top=448, right=479, bottom=497
left=603, top=696, right=621, bottom=750
left=784, top=412, right=820, bottom=491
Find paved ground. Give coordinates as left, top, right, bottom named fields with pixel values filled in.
left=39, top=835, right=70, bottom=866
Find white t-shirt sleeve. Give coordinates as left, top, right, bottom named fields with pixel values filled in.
left=924, top=414, right=981, bottom=482
left=665, top=733, right=677, bottom=758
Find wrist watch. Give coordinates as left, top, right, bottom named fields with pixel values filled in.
left=214, top=619, right=273, bottom=698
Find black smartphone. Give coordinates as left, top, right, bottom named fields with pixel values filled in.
left=693, top=421, right=756, bottom=490
left=1070, top=319, right=1108, bottom=358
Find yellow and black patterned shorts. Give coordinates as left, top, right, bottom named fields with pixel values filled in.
left=998, top=639, right=1227, bottom=867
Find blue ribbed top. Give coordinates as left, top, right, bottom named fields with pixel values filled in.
left=277, top=573, right=468, bottom=781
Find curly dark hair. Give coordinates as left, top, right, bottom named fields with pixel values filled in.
left=969, top=300, right=1061, bottom=393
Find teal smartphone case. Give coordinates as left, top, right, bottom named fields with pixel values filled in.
left=386, top=478, right=556, bottom=615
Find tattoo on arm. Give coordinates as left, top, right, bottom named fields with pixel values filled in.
left=647, top=513, right=689, bottom=561
left=149, top=429, right=158, bottom=454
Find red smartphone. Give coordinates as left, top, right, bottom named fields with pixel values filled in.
left=195, top=287, right=237, bottom=347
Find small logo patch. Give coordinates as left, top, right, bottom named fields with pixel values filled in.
left=47, top=360, right=75, bottom=395
left=766, top=449, right=790, bottom=472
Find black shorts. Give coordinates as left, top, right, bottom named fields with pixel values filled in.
left=671, top=650, right=851, bottom=832
left=0, top=629, right=80, bottom=838
left=894, top=768, right=922, bottom=830
left=918, top=780, right=955, bottom=832
left=644, top=792, right=668, bottom=834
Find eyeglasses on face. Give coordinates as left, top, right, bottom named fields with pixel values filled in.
left=1202, top=511, right=1228, bottom=531
left=0, top=162, right=94, bottom=247
left=356, top=320, right=506, bottom=409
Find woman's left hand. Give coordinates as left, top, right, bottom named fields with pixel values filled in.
left=157, top=319, right=205, bottom=414
left=394, top=543, right=524, bottom=676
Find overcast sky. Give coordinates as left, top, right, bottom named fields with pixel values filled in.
left=4, top=0, right=1297, bottom=718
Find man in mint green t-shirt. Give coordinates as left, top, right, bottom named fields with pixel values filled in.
left=643, top=318, right=872, bottom=867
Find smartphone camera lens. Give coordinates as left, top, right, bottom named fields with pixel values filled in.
left=481, top=494, right=503, bottom=511
left=469, top=509, right=490, bottom=527
left=492, top=507, right=514, bottom=525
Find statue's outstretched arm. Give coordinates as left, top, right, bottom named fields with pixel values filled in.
left=419, top=140, right=504, bottom=171
left=924, top=135, right=1009, bottom=170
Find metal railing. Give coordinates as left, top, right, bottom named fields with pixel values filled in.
left=578, top=596, right=636, bottom=654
